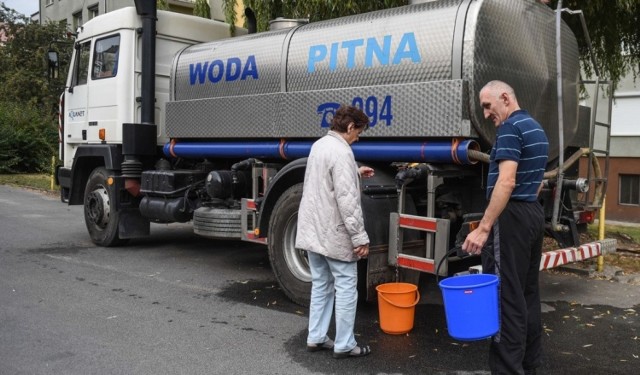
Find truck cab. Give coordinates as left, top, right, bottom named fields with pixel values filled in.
left=57, top=7, right=239, bottom=204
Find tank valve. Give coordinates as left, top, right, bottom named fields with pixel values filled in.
left=573, top=178, right=589, bottom=193
left=543, top=177, right=589, bottom=193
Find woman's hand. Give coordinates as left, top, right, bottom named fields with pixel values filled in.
left=359, top=166, right=374, bottom=178
left=354, top=244, right=369, bottom=259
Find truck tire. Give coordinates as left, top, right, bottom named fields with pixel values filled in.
left=193, top=207, right=243, bottom=239
left=84, top=167, right=128, bottom=247
left=268, top=183, right=311, bottom=306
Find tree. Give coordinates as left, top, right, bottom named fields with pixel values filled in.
left=193, top=0, right=211, bottom=19
left=222, top=0, right=408, bottom=34
left=221, top=0, right=639, bottom=90
left=546, top=0, right=639, bottom=91
left=0, top=101, right=57, bottom=173
left=157, top=0, right=170, bottom=11
left=0, top=5, right=71, bottom=112
left=0, top=5, right=71, bottom=172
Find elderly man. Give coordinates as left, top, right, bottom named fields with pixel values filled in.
left=463, top=80, right=549, bottom=375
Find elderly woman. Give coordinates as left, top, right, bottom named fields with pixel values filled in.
left=296, top=105, right=374, bottom=359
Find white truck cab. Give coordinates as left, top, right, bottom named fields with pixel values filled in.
left=61, top=7, right=237, bottom=170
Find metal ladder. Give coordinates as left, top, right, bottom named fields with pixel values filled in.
left=562, top=4, right=612, bottom=210
left=551, top=4, right=612, bottom=224
left=580, top=78, right=612, bottom=210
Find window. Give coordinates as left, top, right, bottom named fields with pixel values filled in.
left=73, top=11, right=83, bottom=30
left=612, top=96, right=640, bottom=136
left=74, top=41, right=91, bottom=86
left=619, top=174, right=640, bottom=205
left=88, top=5, right=99, bottom=20
left=92, top=35, right=120, bottom=79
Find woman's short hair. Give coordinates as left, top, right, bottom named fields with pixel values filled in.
left=330, top=105, right=370, bottom=133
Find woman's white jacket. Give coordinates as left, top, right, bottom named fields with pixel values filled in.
left=295, top=131, right=369, bottom=262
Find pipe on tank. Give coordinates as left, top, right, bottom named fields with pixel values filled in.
left=244, top=8, right=257, bottom=34
left=352, top=139, right=479, bottom=164
left=134, top=0, right=156, bottom=124
left=164, top=139, right=480, bottom=164
left=123, top=0, right=159, bottom=197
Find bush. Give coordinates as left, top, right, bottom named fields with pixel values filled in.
left=0, top=101, right=57, bottom=173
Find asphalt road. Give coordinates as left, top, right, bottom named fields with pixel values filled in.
left=0, top=185, right=638, bottom=374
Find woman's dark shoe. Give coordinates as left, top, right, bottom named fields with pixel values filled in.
left=333, top=345, right=371, bottom=359
left=306, top=338, right=335, bottom=352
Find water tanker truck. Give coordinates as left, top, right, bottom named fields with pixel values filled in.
left=52, top=0, right=616, bottom=305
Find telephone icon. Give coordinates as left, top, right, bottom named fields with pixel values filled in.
left=316, top=102, right=341, bottom=128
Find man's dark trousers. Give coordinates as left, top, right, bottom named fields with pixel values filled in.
left=482, top=200, right=544, bottom=374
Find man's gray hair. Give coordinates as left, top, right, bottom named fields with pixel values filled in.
left=482, top=80, right=517, bottom=101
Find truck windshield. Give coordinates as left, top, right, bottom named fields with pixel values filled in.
left=92, top=34, right=120, bottom=80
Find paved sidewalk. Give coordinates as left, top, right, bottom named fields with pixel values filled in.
left=596, top=219, right=640, bottom=227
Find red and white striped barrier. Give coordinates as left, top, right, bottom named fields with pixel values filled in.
left=540, top=240, right=614, bottom=271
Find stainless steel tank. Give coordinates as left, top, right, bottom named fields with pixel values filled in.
left=167, top=0, right=579, bottom=160
left=268, top=17, right=309, bottom=31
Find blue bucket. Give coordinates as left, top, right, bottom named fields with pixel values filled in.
left=438, top=274, right=500, bottom=341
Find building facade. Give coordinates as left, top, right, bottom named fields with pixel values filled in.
left=39, top=0, right=227, bottom=29
left=574, top=73, right=640, bottom=223
left=599, top=76, right=640, bottom=222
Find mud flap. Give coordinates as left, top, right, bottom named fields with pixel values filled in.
left=366, top=244, right=395, bottom=302
left=118, top=208, right=150, bottom=239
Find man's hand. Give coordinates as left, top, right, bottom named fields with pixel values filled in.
left=462, top=160, right=517, bottom=255
left=354, top=244, right=369, bottom=258
left=462, top=226, right=490, bottom=255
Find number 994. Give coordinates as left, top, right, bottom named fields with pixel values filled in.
left=351, top=95, right=393, bottom=127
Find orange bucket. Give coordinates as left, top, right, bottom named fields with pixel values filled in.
left=375, top=282, right=420, bottom=334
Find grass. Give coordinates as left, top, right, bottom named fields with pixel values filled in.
left=585, top=223, right=640, bottom=275
left=0, top=173, right=57, bottom=192
left=587, top=223, right=640, bottom=243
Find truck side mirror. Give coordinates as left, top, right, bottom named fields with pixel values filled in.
left=47, top=50, right=59, bottom=80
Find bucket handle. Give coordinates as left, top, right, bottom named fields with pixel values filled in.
left=435, top=247, right=500, bottom=283
left=378, top=288, right=420, bottom=309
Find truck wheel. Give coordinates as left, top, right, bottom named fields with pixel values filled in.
left=268, top=183, right=311, bottom=306
left=84, top=167, right=128, bottom=247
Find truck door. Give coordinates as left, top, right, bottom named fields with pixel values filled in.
left=87, top=34, right=120, bottom=143
left=65, top=41, right=91, bottom=143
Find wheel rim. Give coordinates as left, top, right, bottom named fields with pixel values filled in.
left=282, top=213, right=311, bottom=282
left=86, top=186, right=110, bottom=229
